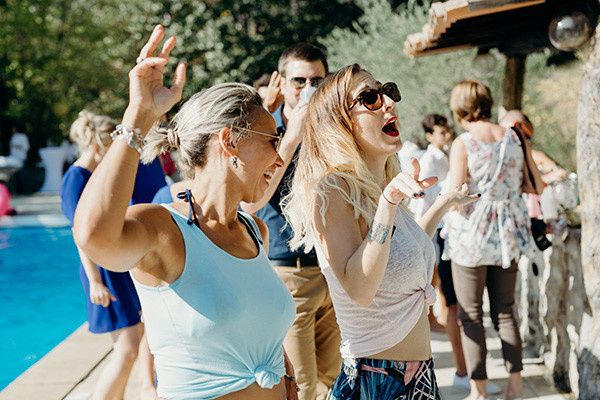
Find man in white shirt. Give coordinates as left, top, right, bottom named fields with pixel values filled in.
left=396, top=139, right=425, bottom=172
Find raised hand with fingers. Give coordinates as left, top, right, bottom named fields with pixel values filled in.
left=383, top=158, right=438, bottom=205
left=127, top=24, right=187, bottom=133
left=263, top=71, right=284, bottom=113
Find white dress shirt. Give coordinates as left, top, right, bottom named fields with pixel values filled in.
left=409, top=144, right=449, bottom=219
left=397, top=140, right=425, bottom=173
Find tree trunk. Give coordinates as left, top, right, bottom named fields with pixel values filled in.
left=575, top=24, right=600, bottom=400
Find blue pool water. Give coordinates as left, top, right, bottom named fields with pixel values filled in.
left=0, top=226, right=86, bottom=389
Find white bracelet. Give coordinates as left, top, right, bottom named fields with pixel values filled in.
left=110, top=124, right=146, bottom=154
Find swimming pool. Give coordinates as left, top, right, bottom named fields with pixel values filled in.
left=0, top=226, right=85, bottom=389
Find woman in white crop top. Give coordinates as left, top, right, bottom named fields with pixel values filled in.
left=283, top=64, right=479, bottom=399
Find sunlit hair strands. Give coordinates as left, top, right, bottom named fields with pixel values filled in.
left=69, top=110, right=117, bottom=153
left=282, top=64, right=400, bottom=253
left=141, top=83, right=263, bottom=178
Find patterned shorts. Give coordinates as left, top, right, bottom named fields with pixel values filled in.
left=328, top=357, right=441, bottom=400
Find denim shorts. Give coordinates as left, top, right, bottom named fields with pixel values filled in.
left=328, top=357, right=441, bottom=400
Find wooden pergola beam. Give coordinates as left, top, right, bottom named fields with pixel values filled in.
left=502, top=55, right=527, bottom=110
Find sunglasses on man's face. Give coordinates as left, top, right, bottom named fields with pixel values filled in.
left=349, top=82, right=402, bottom=111
left=289, top=76, right=324, bottom=89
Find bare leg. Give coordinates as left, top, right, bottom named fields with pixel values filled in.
left=438, top=285, right=449, bottom=328
left=446, top=304, right=468, bottom=377
left=92, top=323, right=142, bottom=400
left=506, top=372, right=523, bottom=400
left=429, top=265, right=446, bottom=333
left=470, top=379, right=488, bottom=399
left=138, top=324, right=157, bottom=399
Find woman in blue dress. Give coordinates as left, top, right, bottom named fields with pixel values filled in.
left=61, top=110, right=159, bottom=399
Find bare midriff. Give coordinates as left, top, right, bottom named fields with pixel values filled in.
left=368, top=306, right=432, bottom=361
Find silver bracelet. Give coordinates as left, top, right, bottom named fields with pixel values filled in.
left=368, top=222, right=393, bottom=244
left=110, top=124, right=146, bottom=154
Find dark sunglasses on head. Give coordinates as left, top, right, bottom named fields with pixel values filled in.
left=349, top=82, right=402, bottom=111
left=289, top=76, right=324, bottom=89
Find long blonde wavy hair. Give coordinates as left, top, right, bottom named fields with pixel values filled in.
left=282, top=64, right=400, bottom=252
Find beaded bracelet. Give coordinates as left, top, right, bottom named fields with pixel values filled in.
left=110, top=124, right=146, bottom=155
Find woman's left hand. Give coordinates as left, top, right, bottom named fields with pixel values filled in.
left=439, top=183, right=480, bottom=209
left=126, top=24, right=187, bottom=131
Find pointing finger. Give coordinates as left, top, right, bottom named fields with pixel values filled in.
left=410, top=157, right=421, bottom=181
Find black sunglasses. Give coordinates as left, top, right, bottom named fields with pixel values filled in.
left=289, top=76, right=324, bottom=89
left=349, top=82, right=402, bottom=111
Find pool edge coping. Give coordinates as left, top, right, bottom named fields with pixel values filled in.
left=0, top=214, right=69, bottom=228
left=0, top=323, right=112, bottom=400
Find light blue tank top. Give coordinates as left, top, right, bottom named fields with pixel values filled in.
left=132, top=204, right=296, bottom=399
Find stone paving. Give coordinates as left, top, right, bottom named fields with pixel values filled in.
left=0, top=193, right=68, bottom=227
left=63, top=326, right=573, bottom=400
left=0, top=193, right=574, bottom=399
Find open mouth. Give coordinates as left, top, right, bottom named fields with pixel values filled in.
left=382, top=117, right=400, bottom=137
left=263, top=170, right=274, bottom=182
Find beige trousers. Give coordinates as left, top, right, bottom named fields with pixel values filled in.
left=276, top=266, right=342, bottom=400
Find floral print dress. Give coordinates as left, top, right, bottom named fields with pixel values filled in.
left=443, top=129, right=535, bottom=268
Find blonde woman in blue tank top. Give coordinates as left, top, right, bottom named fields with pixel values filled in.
left=74, top=26, right=301, bottom=400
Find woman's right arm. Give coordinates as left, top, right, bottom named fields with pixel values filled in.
left=76, top=244, right=116, bottom=307
left=314, top=190, right=397, bottom=307
left=445, top=138, right=468, bottom=189
left=73, top=25, right=186, bottom=271
left=314, top=172, right=432, bottom=307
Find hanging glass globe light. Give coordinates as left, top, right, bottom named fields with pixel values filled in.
left=548, top=11, right=592, bottom=51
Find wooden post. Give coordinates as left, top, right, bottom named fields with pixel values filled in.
left=502, top=55, right=526, bottom=110
left=575, top=24, right=600, bottom=400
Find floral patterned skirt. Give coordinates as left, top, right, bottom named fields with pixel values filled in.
left=328, top=357, right=441, bottom=400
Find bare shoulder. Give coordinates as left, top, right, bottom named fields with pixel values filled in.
left=126, top=203, right=175, bottom=230
left=250, top=214, right=269, bottom=242
left=314, top=174, right=357, bottom=231
left=450, top=137, right=467, bottom=156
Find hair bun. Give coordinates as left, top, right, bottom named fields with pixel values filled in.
left=166, top=127, right=180, bottom=149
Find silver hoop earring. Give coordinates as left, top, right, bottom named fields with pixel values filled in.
left=232, top=156, right=238, bottom=168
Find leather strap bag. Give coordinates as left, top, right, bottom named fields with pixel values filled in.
left=512, top=126, right=543, bottom=195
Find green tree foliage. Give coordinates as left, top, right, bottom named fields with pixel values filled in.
left=321, top=0, right=581, bottom=170
left=0, top=0, right=360, bottom=155
left=0, top=0, right=146, bottom=153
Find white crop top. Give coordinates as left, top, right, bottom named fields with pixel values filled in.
left=314, top=205, right=436, bottom=359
